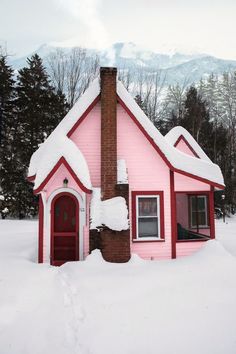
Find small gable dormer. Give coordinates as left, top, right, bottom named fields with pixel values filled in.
left=165, top=126, right=211, bottom=162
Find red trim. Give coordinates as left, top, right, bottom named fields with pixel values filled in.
left=38, top=194, right=44, bottom=263
left=207, top=193, right=210, bottom=227
left=131, top=191, right=165, bottom=241
left=174, top=135, right=200, bottom=158
left=173, top=168, right=224, bottom=190
left=53, top=232, right=76, bottom=236
left=170, top=171, right=177, bottom=259
left=50, top=192, right=79, bottom=266
left=175, top=190, right=211, bottom=194
left=117, top=96, right=224, bottom=190
left=33, top=157, right=92, bottom=195
left=209, top=186, right=215, bottom=239
left=27, top=175, right=35, bottom=182
left=67, top=95, right=100, bottom=137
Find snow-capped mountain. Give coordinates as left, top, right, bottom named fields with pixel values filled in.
left=10, top=42, right=236, bottom=87
left=163, top=55, right=236, bottom=86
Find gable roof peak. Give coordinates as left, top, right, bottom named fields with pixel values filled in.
left=165, top=126, right=211, bottom=162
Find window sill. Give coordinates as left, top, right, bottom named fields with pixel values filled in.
left=133, top=238, right=165, bottom=243
left=190, top=226, right=210, bottom=229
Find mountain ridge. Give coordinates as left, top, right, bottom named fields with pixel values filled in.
left=9, top=42, right=236, bottom=87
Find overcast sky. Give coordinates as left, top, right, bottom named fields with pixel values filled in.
left=1, top=0, right=236, bottom=59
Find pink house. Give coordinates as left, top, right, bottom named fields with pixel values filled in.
left=28, top=67, right=224, bottom=265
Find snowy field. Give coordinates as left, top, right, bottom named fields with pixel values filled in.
left=0, top=219, right=236, bottom=354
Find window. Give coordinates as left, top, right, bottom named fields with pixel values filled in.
left=190, top=195, right=208, bottom=228
left=132, top=192, right=164, bottom=240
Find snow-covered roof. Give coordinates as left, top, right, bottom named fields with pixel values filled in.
left=28, top=79, right=100, bottom=191
left=30, top=136, right=91, bottom=191
left=117, top=81, right=224, bottom=187
left=165, top=126, right=211, bottom=162
left=28, top=75, right=224, bottom=190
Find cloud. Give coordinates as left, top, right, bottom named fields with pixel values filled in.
left=0, top=0, right=236, bottom=59
left=53, top=0, right=109, bottom=49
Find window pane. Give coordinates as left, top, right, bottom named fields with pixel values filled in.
left=198, top=212, right=206, bottom=225
left=190, top=196, right=208, bottom=227
left=138, top=217, right=158, bottom=237
left=138, top=198, right=157, bottom=216
left=197, top=196, right=206, bottom=211
left=191, top=197, right=197, bottom=211
left=192, top=211, right=197, bottom=227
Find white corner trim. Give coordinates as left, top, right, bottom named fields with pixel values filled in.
left=39, top=192, right=47, bottom=263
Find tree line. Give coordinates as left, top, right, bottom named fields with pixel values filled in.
left=0, top=54, right=69, bottom=218
left=0, top=48, right=100, bottom=218
left=0, top=48, right=235, bottom=218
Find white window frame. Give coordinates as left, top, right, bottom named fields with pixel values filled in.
left=136, top=195, right=161, bottom=240
left=190, top=195, right=208, bottom=229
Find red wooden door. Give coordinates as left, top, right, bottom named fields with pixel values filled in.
left=51, top=193, right=79, bottom=266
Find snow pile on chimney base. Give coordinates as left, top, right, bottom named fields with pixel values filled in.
left=90, top=188, right=129, bottom=231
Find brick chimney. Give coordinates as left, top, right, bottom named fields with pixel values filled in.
left=100, top=67, right=117, bottom=200
left=96, top=67, right=131, bottom=263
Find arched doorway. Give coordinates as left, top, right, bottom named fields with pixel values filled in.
left=51, top=193, right=79, bottom=266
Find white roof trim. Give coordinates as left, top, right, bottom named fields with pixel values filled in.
left=28, top=79, right=100, bottom=190
left=31, top=136, right=92, bottom=191
left=117, top=80, right=224, bottom=187
left=165, top=126, right=211, bottom=162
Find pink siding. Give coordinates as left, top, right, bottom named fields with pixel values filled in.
left=117, top=103, right=172, bottom=259
left=176, top=194, right=188, bottom=228
left=44, top=163, right=84, bottom=200
left=174, top=172, right=210, bottom=192
left=70, top=102, right=101, bottom=187
left=176, top=242, right=206, bottom=257
left=175, top=138, right=197, bottom=157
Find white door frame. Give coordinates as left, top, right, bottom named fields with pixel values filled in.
left=44, top=187, right=86, bottom=263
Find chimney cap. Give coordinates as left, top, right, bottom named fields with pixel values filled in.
left=100, top=67, right=117, bottom=74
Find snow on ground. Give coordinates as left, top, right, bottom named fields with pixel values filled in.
left=0, top=218, right=236, bottom=354
left=216, top=217, right=236, bottom=257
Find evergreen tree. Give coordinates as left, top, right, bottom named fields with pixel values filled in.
left=162, top=110, right=181, bottom=135
left=179, top=86, right=211, bottom=143
left=0, top=55, right=15, bottom=145
left=12, top=54, right=68, bottom=217
left=0, top=55, right=17, bottom=218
